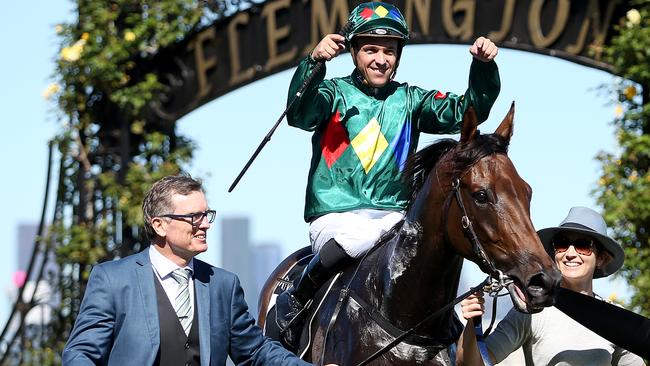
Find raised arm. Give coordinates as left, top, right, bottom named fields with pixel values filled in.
left=286, top=35, right=343, bottom=131
left=415, top=37, right=500, bottom=134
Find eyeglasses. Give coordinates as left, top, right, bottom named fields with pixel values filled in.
left=160, top=210, right=216, bottom=226
left=552, top=235, right=594, bottom=256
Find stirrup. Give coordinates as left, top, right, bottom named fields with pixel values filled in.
left=280, top=298, right=313, bottom=329
left=276, top=296, right=313, bottom=350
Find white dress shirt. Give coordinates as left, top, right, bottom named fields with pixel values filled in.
left=149, top=245, right=195, bottom=326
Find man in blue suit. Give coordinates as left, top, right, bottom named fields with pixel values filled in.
left=63, top=174, right=334, bottom=365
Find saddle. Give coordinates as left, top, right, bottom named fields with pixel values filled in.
left=261, top=245, right=463, bottom=361
left=263, top=251, right=341, bottom=356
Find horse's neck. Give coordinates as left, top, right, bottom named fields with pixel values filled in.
left=366, top=215, right=464, bottom=332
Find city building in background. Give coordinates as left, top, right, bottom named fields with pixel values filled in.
left=251, top=242, right=283, bottom=299
left=220, top=217, right=284, bottom=319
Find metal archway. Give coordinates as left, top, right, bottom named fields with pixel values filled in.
left=0, top=0, right=635, bottom=363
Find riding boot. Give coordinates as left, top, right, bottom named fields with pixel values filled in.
left=275, top=239, right=352, bottom=351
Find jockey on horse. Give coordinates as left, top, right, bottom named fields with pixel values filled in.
left=275, top=1, right=501, bottom=351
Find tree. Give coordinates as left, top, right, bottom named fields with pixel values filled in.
left=595, top=0, right=650, bottom=316
left=0, top=1, right=254, bottom=364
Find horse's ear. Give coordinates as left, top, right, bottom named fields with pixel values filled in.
left=460, top=106, right=479, bottom=144
left=495, top=101, right=515, bottom=142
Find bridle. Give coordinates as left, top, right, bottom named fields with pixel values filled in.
left=443, top=170, right=515, bottom=366
left=447, top=176, right=513, bottom=291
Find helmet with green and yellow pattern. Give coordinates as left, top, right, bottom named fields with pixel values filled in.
left=346, top=2, right=409, bottom=45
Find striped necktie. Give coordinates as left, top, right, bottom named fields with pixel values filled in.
left=170, top=268, right=193, bottom=335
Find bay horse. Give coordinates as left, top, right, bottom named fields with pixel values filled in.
left=259, top=103, right=561, bottom=365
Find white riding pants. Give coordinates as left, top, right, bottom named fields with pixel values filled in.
left=309, top=209, right=405, bottom=258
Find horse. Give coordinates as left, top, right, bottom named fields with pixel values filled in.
left=258, top=103, right=562, bottom=365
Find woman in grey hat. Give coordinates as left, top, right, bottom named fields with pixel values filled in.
left=456, top=206, right=645, bottom=366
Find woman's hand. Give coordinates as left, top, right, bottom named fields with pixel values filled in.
left=460, top=291, right=486, bottom=320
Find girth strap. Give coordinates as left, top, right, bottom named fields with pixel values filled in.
left=348, top=290, right=446, bottom=348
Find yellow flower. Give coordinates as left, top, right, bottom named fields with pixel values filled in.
left=124, top=31, right=136, bottom=42
left=81, top=32, right=89, bottom=41
left=615, top=103, right=623, bottom=117
left=626, top=9, right=641, bottom=27
left=61, top=46, right=80, bottom=62
left=629, top=171, right=638, bottom=182
left=607, top=293, right=618, bottom=303
left=624, top=86, right=637, bottom=100
left=598, top=178, right=607, bottom=186
left=41, top=83, right=60, bottom=100
left=60, top=39, right=86, bottom=62
left=54, top=25, right=63, bottom=34
left=131, top=120, right=145, bottom=135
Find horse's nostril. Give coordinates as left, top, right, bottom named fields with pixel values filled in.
left=527, top=285, right=544, bottom=297
left=526, top=271, right=561, bottom=302
left=525, top=272, right=559, bottom=307
left=528, top=286, right=544, bottom=292
left=527, top=272, right=558, bottom=293
left=528, top=273, right=546, bottom=288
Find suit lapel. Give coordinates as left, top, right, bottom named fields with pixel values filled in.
left=134, top=249, right=161, bottom=351
left=194, top=260, right=212, bottom=366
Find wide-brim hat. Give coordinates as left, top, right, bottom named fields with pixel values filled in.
left=538, top=206, right=624, bottom=278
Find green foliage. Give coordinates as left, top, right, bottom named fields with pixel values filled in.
left=13, top=0, right=230, bottom=363
left=51, top=0, right=205, bottom=269
left=99, top=132, right=196, bottom=230
left=595, top=0, right=650, bottom=316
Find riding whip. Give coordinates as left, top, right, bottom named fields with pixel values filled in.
left=228, top=21, right=354, bottom=192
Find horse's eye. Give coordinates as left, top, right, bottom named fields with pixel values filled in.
left=472, top=190, right=489, bottom=204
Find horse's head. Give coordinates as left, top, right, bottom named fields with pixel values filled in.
left=431, top=103, right=561, bottom=313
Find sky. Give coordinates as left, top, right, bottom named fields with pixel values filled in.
left=0, top=0, right=633, bottom=332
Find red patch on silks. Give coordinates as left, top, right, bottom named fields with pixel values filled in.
left=434, top=90, right=447, bottom=99
left=360, top=7, right=375, bottom=19
left=321, top=111, right=350, bottom=168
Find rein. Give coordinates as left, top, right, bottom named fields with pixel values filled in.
left=352, top=274, right=511, bottom=366
left=353, top=277, right=489, bottom=366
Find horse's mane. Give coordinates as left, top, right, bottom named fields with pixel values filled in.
left=402, top=132, right=510, bottom=207
left=401, top=138, right=458, bottom=203
left=372, top=132, right=510, bottom=251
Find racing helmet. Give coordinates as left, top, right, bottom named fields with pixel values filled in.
left=346, top=2, right=409, bottom=46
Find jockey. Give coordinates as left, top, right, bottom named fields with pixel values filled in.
left=275, top=1, right=501, bottom=350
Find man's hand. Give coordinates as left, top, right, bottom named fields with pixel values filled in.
left=460, top=291, right=485, bottom=320
left=469, top=37, right=498, bottom=62
left=311, top=34, right=346, bottom=62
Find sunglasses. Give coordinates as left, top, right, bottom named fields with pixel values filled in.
left=552, top=235, right=594, bottom=256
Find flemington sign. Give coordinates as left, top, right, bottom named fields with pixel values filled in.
left=149, top=0, right=629, bottom=121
